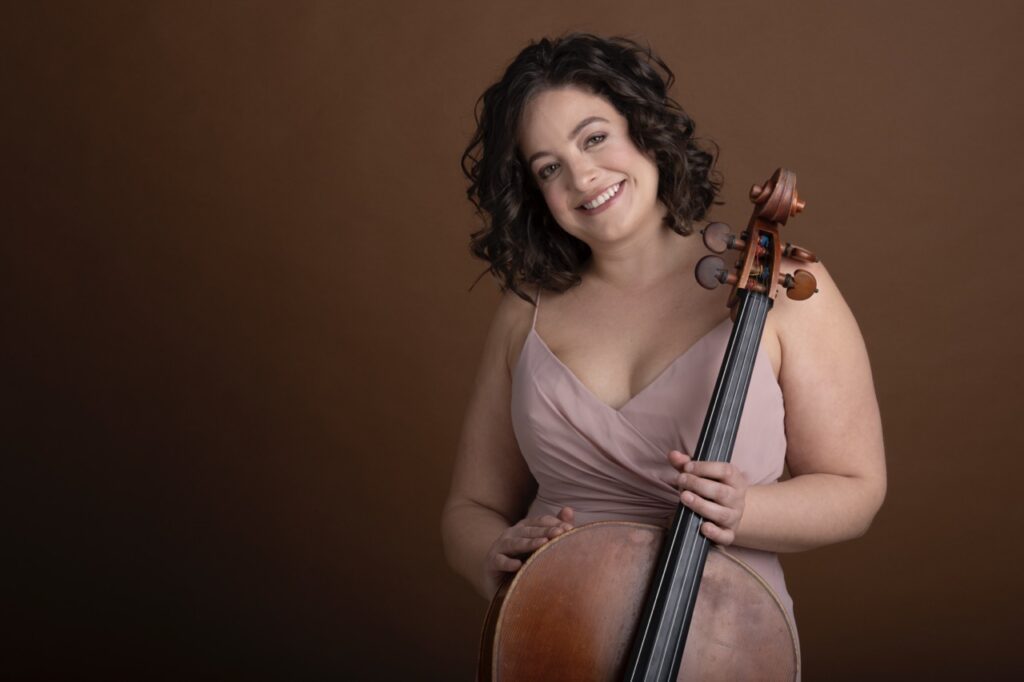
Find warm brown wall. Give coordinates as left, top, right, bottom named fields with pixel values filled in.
left=4, top=1, right=1022, bottom=679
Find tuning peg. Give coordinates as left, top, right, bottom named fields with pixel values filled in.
left=782, top=242, right=819, bottom=263
left=778, top=269, right=818, bottom=300
left=695, top=255, right=738, bottom=290
left=701, top=222, right=744, bottom=254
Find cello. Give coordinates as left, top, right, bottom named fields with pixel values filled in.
left=479, top=168, right=819, bottom=681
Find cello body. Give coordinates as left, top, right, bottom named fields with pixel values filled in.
left=478, top=521, right=799, bottom=681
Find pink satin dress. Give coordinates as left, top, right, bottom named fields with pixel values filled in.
left=509, top=286, right=797, bottom=630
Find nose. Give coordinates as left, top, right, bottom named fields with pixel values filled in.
left=565, top=153, right=599, bottom=193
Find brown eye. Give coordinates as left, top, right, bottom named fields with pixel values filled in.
left=539, top=163, right=558, bottom=179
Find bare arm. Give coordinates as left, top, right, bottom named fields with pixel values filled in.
left=441, top=291, right=572, bottom=598
left=670, top=260, right=887, bottom=552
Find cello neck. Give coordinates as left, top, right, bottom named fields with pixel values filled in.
left=624, top=288, right=772, bottom=682
left=693, top=289, right=772, bottom=466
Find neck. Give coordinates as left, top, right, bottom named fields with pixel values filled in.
left=583, top=223, right=702, bottom=293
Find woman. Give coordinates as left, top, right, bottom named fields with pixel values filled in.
left=441, top=31, right=886, bottom=659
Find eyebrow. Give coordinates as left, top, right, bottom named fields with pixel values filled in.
left=526, top=116, right=610, bottom=167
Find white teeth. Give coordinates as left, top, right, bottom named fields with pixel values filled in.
left=582, top=181, right=621, bottom=210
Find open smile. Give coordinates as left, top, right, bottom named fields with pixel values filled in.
left=576, top=180, right=625, bottom=215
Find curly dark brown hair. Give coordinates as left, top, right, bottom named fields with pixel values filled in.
left=461, top=32, right=723, bottom=305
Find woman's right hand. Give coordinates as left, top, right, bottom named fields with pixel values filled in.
left=483, top=506, right=575, bottom=595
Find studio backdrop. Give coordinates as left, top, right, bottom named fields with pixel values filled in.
left=4, top=1, right=1022, bottom=679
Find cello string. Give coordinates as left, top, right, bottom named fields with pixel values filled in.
left=632, top=276, right=775, bottom=678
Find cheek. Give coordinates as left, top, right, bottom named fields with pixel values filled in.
left=632, top=153, right=661, bottom=196
left=606, top=136, right=642, bottom=161
left=541, top=187, right=570, bottom=215
left=537, top=189, right=580, bottom=234
left=630, top=148, right=658, bottom=178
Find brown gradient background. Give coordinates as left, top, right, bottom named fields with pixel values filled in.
left=4, top=1, right=1022, bottom=679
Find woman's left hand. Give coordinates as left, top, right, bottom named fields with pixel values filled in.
left=666, top=449, right=748, bottom=546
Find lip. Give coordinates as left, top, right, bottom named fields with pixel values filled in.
left=576, top=180, right=625, bottom=215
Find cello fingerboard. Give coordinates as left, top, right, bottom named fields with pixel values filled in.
left=624, top=288, right=772, bottom=682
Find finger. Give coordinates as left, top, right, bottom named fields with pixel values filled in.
left=514, top=524, right=561, bottom=539
left=492, top=555, right=523, bottom=572
left=676, top=472, right=730, bottom=505
left=683, top=460, right=743, bottom=484
left=548, top=509, right=574, bottom=539
left=699, top=521, right=735, bottom=546
left=516, top=517, right=566, bottom=538
left=680, top=490, right=741, bottom=529
left=529, top=514, right=571, bottom=528
left=501, top=535, right=548, bottom=556
left=667, top=450, right=692, bottom=471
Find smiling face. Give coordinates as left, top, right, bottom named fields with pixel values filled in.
left=517, top=86, right=664, bottom=247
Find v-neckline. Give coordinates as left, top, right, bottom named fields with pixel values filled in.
left=529, top=317, right=731, bottom=414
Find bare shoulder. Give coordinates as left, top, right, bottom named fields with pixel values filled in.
left=494, top=286, right=540, bottom=378
left=769, top=259, right=886, bottom=480
left=770, top=258, right=866, bottom=360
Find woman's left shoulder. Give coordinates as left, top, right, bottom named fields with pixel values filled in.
left=767, top=257, right=880, bottom=417
left=766, top=257, right=885, bottom=490
left=770, top=258, right=863, bottom=348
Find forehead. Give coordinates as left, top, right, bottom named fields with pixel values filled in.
left=517, top=86, right=621, bottom=152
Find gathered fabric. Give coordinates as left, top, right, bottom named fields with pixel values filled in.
left=510, top=287, right=795, bottom=624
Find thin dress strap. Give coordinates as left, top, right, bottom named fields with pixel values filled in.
left=532, top=285, right=541, bottom=330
